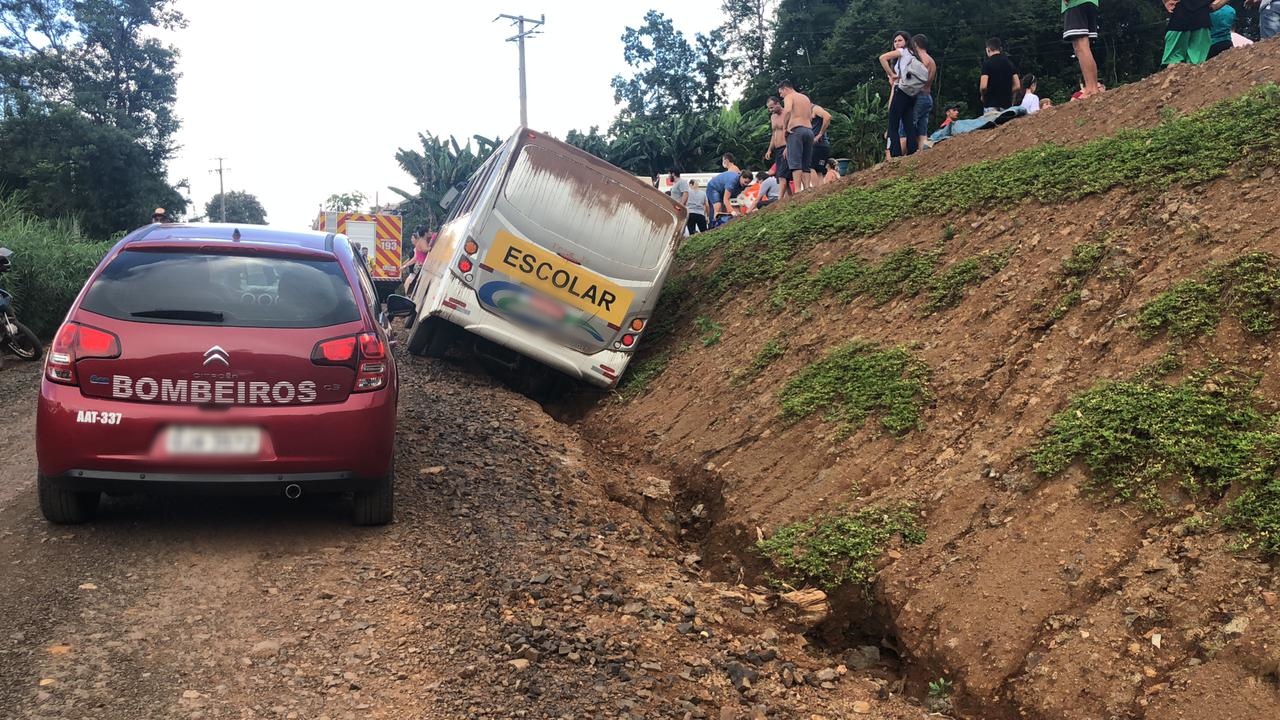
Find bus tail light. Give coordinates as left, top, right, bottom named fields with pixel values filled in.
left=463, top=239, right=479, bottom=255
left=620, top=334, right=636, bottom=348
left=458, top=257, right=474, bottom=274
left=629, top=318, right=647, bottom=332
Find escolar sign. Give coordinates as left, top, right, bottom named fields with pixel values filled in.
left=485, top=230, right=633, bottom=327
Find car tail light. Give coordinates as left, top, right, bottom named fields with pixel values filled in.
left=313, top=336, right=357, bottom=363
left=46, top=323, right=121, bottom=385
left=629, top=318, right=646, bottom=332
left=311, top=332, right=387, bottom=392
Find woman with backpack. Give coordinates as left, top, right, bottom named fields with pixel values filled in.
left=879, top=32, right=930, bottom=157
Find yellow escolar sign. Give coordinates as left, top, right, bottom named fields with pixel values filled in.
left=485, top=230, right=634, bottom=327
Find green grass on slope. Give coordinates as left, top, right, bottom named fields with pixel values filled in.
left=1137, top=252, right=1280, bottom=339
left=779, top=341, right=930, bottom=438
left=757, top=506, right=925, bottom=590
left=677, top=85, right=1280, bottom=301
left=1031, top=368, right=1280, bottom=554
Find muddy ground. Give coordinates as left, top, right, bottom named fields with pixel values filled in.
left=0, top=350, right=936, bottom=719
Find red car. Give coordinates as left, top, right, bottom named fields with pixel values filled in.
left=36, top=223, right=399, bottom=525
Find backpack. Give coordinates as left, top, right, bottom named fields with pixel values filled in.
left=897, top=52, right=929, bottom=97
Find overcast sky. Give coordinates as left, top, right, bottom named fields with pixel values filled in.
left=162, top=1, right=726, bottom=226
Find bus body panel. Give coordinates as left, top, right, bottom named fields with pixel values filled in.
left=410, top=128, right=685, bottom=387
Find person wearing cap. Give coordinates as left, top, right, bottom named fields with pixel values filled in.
left=152, top=207, right=168, bottom=223
left=940, top=104, right=962, bottom=128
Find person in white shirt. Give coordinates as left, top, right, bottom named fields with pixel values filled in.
left=754, top=172, right=781, bottom=209
left=1019, top=74, right=1042, bottom=114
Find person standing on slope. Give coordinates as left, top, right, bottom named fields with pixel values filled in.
left=1063, top=0, right=1103, bottom=98
left=979, top=37, right=1020, bottom=113
left=1163, top=0, right=1214, bottom=66
left=777, top=80, right=816, bottom=192
left=911, top=34, right=938, bottom=152
left=879, top=32, right=929, bottom=157
left=1245, top=0, right=1279, bottom=40
left=809, top=103, right=833, bottom=187
left=763, top=97, right=792, bottom=199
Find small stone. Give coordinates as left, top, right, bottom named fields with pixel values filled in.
left=182, top=690, right=201, bottom=700
left=1262, top=591, right=1278, bottom=608
left=1223, top=616, right=1250, bottom=635
left=852, top=701, right=871, bottom=714
left=815, top=668, right=837, bottom=683
left=78, top=583, right=97, bottom=591
left=38, top=678, right=56, bottom=687
left=250, top=640, right=281, bottom=658
left=420, top=466, right=445, bottom=476
left=508, top=659, right=530, bottom=671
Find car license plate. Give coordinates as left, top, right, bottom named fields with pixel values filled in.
left=166, top=426, right=262, bottom=456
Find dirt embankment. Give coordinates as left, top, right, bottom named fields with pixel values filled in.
left=580, top=42, right=1280, bottom=720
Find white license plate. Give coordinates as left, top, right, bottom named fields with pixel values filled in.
left=166, top=426, right=262, bottom=456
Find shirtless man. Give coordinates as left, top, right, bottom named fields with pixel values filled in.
left=777, top=81, right=815, bottom=193
left=809, top=103, right=833, bottom=187
left=763, top=97, right=791, bottom=199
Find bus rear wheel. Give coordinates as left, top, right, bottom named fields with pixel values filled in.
left=406, top=316, right=453, bottom=358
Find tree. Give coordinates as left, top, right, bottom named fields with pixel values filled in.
left=718, top=0, right=777, bottom=87
left=323, top=191, right=367, bottom=212
left=389, top=132, right=499, bottom=234
left=611, top=10, right=702, bottom=117
left=0, top=103, right=184, bottom=236
left=206, top=191, right=267, bottom=225
left=0, top=0, right=188, bottom=234
left=564, top=126, right=610, bottom=161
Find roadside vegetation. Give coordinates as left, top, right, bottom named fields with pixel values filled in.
left=778, top=341, right=929, bottom=438
left=732, top=337, right=787, bottom=386
left=1031, top=368, right=1280, bottom=554
left=676, top=86, right=1280, bottom=306
left=0, top=196, right=113, bottom=340
left=757, top=505, right=925, bottom=590
left=1137, top=252, right=1280, bottom=339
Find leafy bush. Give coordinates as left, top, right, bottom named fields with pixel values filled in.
left=757, top=506, right=924, bottom=589
left=779, top=340, right=930, bottom=437
left=733, top=337, right=786, bottom=385
left=0, top=195, right=113, bottom=340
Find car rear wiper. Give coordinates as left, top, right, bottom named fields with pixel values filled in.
left=131, top=309, right=225, bottom=322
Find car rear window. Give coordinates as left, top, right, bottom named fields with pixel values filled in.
left=80, top=249, right=362, bottom=328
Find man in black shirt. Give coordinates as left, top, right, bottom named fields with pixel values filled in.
left=979, top=37, right=1020, bottom=113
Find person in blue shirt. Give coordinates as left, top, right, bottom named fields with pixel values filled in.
left=705, top=169, right=753, bottom=219
left=1208, top=0, right=1237, bottom=60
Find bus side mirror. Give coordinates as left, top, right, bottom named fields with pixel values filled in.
left=385, top=294, right=416, bottom=319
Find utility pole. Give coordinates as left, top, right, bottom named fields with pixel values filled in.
left=209, top=157, right=229, bottom=222
left=495, top=13, right=544, bottom=128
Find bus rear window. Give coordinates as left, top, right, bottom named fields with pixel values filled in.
left=502, top=144, right=677, bottom=270
left=81, top=250, right=362, bottom=328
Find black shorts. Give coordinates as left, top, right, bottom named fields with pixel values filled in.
left=812, top=144, right=831, bottom=172
left=1063, top=4, right=1098, bottom=41
left=772, top=146, right=790, bottom=179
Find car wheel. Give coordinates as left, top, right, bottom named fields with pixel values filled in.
left=352, top=461, right=394, bottom=526
left=37, top=473, right=100, bottom=524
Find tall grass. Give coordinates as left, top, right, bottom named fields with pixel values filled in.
left=0, top=194, right=114, bottom=340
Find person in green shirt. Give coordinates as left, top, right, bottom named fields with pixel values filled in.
left=1208, top=0, right=1237, bottom=60
left=1062, top=1, right=1102, bottom=98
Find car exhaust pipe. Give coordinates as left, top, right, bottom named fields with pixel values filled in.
left=284, top=484, right=302, bottom=500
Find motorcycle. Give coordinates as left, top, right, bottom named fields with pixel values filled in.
left=0, top=247, right=43, bottom=362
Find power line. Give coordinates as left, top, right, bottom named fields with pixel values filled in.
left=495, top=13, right=545, bottom=128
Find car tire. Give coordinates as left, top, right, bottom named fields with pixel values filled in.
left=4, top=321, right=42, bottom=361
left=352, top=461, right=394, bottom=526
left=38, top=473, right=100, bottom=524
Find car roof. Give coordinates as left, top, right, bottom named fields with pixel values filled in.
left=132, top=223, right=334, bottom=253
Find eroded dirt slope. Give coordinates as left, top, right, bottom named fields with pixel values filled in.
left=583, top=45, right=1280, bottom=720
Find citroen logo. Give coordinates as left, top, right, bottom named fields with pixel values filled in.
left=203, top=345, right=230, bottom=366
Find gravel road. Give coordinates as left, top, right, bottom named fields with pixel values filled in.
left=0, top=350, right=931, bottom=719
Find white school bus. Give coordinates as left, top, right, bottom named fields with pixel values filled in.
left=387, top=128, right=687, bottom=389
